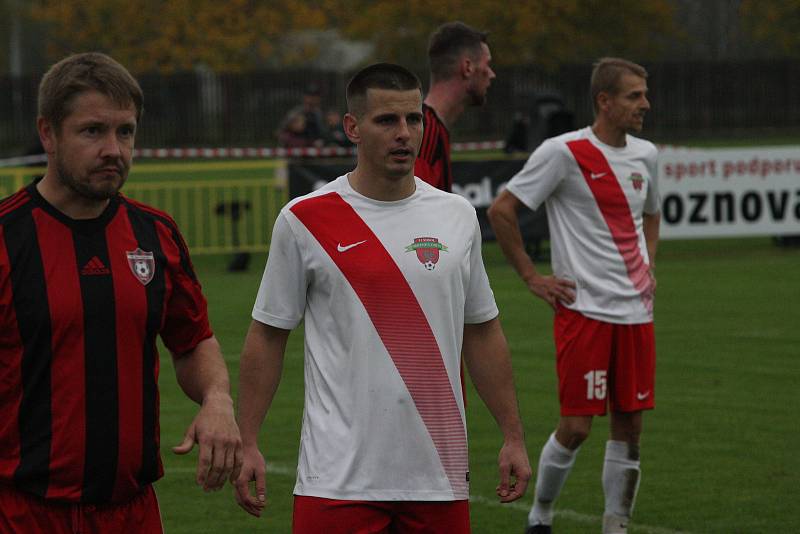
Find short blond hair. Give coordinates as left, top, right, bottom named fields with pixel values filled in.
left=590, top=57, right=647, bottom=114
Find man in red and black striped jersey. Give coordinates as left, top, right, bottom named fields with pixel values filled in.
left=415, top=21, right=496, bottom=192
left=0, top=53, right=242, bottom=533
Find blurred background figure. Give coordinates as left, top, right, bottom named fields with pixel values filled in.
left=278, top=110, right=312, bottom=148
left=324, top=109, right=353, bottom=147
left=416, top=21, right=495, bottom=192
left=284, top=83, right=328, bottom=147
left=504, top=111, right=530, bottom=154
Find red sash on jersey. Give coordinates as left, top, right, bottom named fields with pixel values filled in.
left=566, top=139, right=653, bottom=313
left=290, top=192, right=469, bottom=498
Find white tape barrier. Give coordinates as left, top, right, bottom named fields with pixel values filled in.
left=0, top=141, right=507, bottom=167
left=0, top=153, right=47, bottom=167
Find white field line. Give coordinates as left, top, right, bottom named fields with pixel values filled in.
left=468, top=494, right=693, bottom=534
left=167, top=463, right=692, bottom=534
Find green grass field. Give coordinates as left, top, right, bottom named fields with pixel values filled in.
left=152, top=237, right=799, bottom=533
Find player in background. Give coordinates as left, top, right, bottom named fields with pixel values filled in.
left=415, top=21, right=496, bottom=192
left=0, top=52, right=242, bottom=533
left=487, top=57, right=660, bottom=534
left=235, top=62, right=530, bottom=533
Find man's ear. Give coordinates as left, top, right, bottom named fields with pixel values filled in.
left=596, top=92, right=611, bottom=114
left=343, top=113, right=360, bottom=144
left=37, top=117, right=57, bottom=154
left=460, top=55, right=474, bottom=80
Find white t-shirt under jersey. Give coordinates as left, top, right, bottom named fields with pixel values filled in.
left=506, top=126, right=659, bottom=324
left=252, top=175, right=498, bottom=501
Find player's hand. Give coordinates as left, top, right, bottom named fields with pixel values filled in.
left=172, top=394, right=243, bottom=492
left=234, top=446, right=268, bottom=517
left=496, top=438, right=532, bottom=503
left=527, top=273, right=576, bottom=310
left=648, top=268, right=657, bottom=295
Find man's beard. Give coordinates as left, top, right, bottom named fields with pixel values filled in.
left=55, top=157, right=127, bottom=201
left=467, top=86, right=487, bottom=107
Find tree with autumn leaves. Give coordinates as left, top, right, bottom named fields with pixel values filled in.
left=22, top=0, right=679, bottom=72
left=739, top=0, right=800, bottom=57
left=14, top=0, right=800, bottom=74
left=27, top=0, right=332, bottom=73
left=339, top=0, right=678, bottom=69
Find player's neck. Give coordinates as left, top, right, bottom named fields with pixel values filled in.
left=591, top=121, right=627, bottom=148
left=424, top=83, right=466, bottom=129
left=347, top=168, right=416, bottom=202
left=37, top=172, right=110, bottom=220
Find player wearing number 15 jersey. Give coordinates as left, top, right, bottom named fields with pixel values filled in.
left=488, top=58, right=661, bottom=534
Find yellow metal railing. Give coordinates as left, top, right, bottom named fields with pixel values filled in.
left=0, top=167, right=37, bottom=197
left=0, top=162, right=288, bottom=254
left=124, top=178, right=286, bottom=254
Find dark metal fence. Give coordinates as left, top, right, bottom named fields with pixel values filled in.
left=2, top=59, right=799, bottom=157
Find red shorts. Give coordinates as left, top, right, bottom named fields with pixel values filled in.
left=0, top=484, right=163, bottom=534
left=554, top=305, right=655, bottom=416
left=293, top=495, right=470, bottom=534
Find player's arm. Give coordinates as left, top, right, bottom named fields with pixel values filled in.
left=171, top=335, right=243, bottom=492
left=462, top=317, right=532, bottom=503
left=234, top=320, right=291, bottom=517
left=643, top=210, right=660, bottom=268
left=487, top=190, right=575, bottom=309
left=643, top=210, right=661, bottom=291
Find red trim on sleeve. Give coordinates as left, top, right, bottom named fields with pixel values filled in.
left=0, top=190, right=30, bottom=218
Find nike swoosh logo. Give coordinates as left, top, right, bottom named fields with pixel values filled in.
left=590, top=172, right=607, bottom=180
left=636, top=391, right=650, bottom=401
left=337, top=240, right=367, bottom=252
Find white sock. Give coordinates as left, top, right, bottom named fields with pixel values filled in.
left=602, top=440, right=641, bottom=533
left=527, top=433, right=578, bottom=526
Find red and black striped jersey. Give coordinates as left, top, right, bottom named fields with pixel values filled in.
left=415, top=103, right=453, bottom=192
left=0, top=181, right=213, bottom=504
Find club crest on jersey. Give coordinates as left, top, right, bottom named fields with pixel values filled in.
left=629, top=172, right=646, bottom=192
left=405, top=237, right=448, bottom=271
left=126, top=248, right=155, bottom=285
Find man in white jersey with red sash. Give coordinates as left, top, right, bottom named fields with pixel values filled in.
left=235, top=62, right=531, bottom=533
left=488, top=58, right=660, bottom=534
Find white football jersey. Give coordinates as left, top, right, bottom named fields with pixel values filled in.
left=506, top=127, right=659, bottom=324
left=253, top=175, right=498, bottom=501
